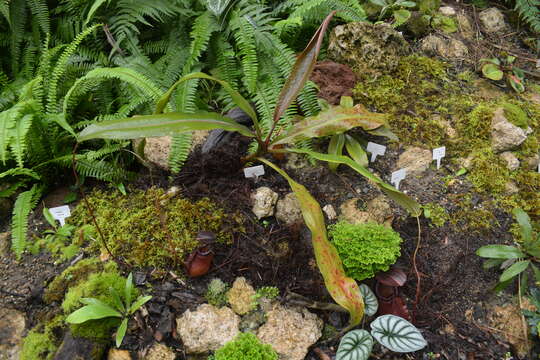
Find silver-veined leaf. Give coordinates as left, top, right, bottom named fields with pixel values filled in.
left=336, top=329, right=374, bottom=360
left=370, top=314, right=427, bottom=353
left=359, top=284, right=378, bottom=317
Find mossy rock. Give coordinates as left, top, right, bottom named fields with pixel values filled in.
left=502, top=102, right=529, bottom=129
left=20, top=315, right=65, bottom=360
left=68, top=187, right=244, bottom=270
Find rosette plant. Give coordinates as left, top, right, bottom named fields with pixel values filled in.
left=76, top=13, right=421, bottom=328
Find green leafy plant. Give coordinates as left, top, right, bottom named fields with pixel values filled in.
left=65, top=272, right=151, bottom=347
left=213, top=332, right=278, bottom=360
left=477, top=208, right=540, bottom=292
left=205, top=278, right=230, bottom=307
left=480, top=56, right=526, bottom=93
left=510, top=0, right=540, bottom=34
left=328, top=221, right=403, bottom=281
left=253, top=286, right=280, bottom=304
left=523, top=287, right=540, bottom=337
left=369, top=0, right=417, bottom=27
left=76, top=13, right=421, bottom=328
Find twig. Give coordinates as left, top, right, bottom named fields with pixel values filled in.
left=518, top=274, right=531, bottom=359
left=313, top=348, right=332, bottom=360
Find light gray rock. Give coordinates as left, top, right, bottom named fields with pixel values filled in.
left=227, top=277, right=257, bottom=315
left=0, top=231, right=10, bottom=256
left=107, top=349, right=132, bottom=360
left=499, top=152, right=520, bottom=171
left=340, top=196, right=393, bottom=226
left=0, top=308, right=25, bottom=360
left=504, top=181, right=520, bottom=195
left=491, top=108, right=529, bottom=152
left=176, top=304, right=240, bottom=354
left=439, top=6, right=456, bottom=16
left=456, top=13, right=474, bottom=39
left=420, top=34, right=468, bottom=59
left=257, top=305, right=323, bottom=360
left=251, top=187, right=278, bottom=219
left=328, top=22, right=410, bottom=77
left=396, top=146, right=433, bottom=175
left=479, top=8, right=506, bottom=33
left=145, top=343, right=176, bottom=360
left=322, top=204, right=337, bottom=221
left=524, top=154, right=539, bottom=171
left=275, top=193, right=303, bottom=225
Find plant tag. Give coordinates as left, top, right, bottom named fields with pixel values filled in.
left=244, top=165, right=265, bottom=180
left=49, top=205, right=71, bottom=226
left=366, top=142, right=386, bottom=162
left=432, top=146, right=446, bottom=169
left=391, top=168, right=406, bottom=190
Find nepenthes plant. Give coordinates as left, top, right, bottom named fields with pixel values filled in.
left=76, top=12, right=421, bottom=328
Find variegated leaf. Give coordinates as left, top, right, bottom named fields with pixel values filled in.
left=336, top=330, right=374, bottom=360
left=370, top=315, right=427, bottom=353
left=359, top=284, right=378, bottom=317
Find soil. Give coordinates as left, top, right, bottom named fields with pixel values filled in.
left=1, top=3, right=540, bottom=359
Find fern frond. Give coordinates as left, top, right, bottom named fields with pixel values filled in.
left=169, top=132, right=192, bottom=173
left=514, top=0, right=540, bottom=33
left=185, top=11, right=217, bottom=71
left=27, top=0, right=50, bottom=35
left=11, top=183, right=41, bottom=259
left=46, top=23, right=100, bottom=114
left=75, top=158, right=130, bottom=183
left=9, top=0, right=27, bottom=74
left=231, top=12, right=258, bottom=93
left=0, top=105, right=18, bottom=163
left=9, top=113, right=33, bottom=167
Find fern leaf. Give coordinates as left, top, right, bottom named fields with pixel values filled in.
left=169, top=133, right=192, bottom=173
left=0, top=167, right=40, bottom=180
left=27, top=0, right=50, bottom=34
left=9, top=114, right=33, bottom=168
left=84, top=0, right=109, bottom=26
left=0, top=106, right=18, bottom=163
left=11, top=184, right=41, bottom=259
left=9, top=0, right=27, bottom=74
left=231, top=12, right=258, bottom=93
left=185, top=11, right=217, bottom=70
left=0, top=0, right=10, bottom=27
left=514, top=0, right=540, bottom=33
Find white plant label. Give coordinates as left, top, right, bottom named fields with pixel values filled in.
left=432, top=146, right=446, bottom=169
left=244, top=165, right=265, bottom=180
left=49, top=205, right=71, bottom=226
left=391, top=168, right=406, bottom=190
left=366, top=142, right=387, bottom=162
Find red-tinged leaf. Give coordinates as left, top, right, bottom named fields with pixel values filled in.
left=272, top=12, right=336, bottom=126
left=78, top=112, right=255, bottom=142
left=258, top=158, right=364, bottom=327
left=271, top=104, right=386, bottom=146
left=376, top=267, right=407, bottom=287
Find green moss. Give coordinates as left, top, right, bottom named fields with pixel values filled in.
left=328, top=222, right=402, bottom=281
left=423, top=203, right=449, bottom=227
left=44, top=257, right=102, bottom=304
left=20, top=315, right=64, bottom=360
left=61, top=261, right=136, bottom=341
left=431, top=15, right=458, bottom=33
left=214, top=333, right=278, bottom=360
left=205, top=278, right=229, bottom=307
left=502, top=102, right=529, bottom=129
left=68, top=187, right=244, bottom=270
left=467, top=148, right=509, bottom=195
left=450, top=195, right=498, bottom=233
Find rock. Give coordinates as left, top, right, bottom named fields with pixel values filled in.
left=133, top=136, right=171, bottom=170
left=479, top=8, right=506, bottom=33
left=396, top=146, right=433, bottom=175
left=251, top=187, right=278, bottom=219
left=499, top=152, right=520, bottom=171
left=439, top=6, right=456, bottom=16
left=327, top=22, right=410, bottom=77
left=191, top=130, right=211, bottom=151
left=504, top=181, right=520, bottom=195
left=524, top=154, right=539, bottom=171
left=284, top=153, right=310, bottom=170
left=420, top=34, right=468, bottom=59
left=340, top=195, right=394, bottom=226
left=257, top=305, right=323, bottom=360
left=460, top=154, right=475, bottom=170
left=322, top=205, right=337, bottom=221
left=107, top=349, right=132, bottom=360
left=0, top=231, right=10, bottom=256
left=239, top=310, right=267, bottom=332
left=275, top=193, right=303, bottom=225
left=0, top=308, right=25, bottom=360
left=145, top=343, right=176, bottom=360
left=491, top=107, right=529, bottom=152
left=310, top=61, right=357, bottom=105
left=456, top=13, right=474, bottom=39
left=227, top=277, right=257, bottom=315
left=176, top=304, right=240, bottom=353
left=435, top=115, right=457, bottom=139
left=54, top=331, right=106, bottom=360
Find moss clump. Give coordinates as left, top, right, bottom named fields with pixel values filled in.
left=68, top=187, right=243, bottom=269
left=205, top=278, right=229, bottom=307
left=61, top=261, right=136, bottom=341
left=20, top=315, right=64, bottom=360
left=213, top=333, right=278, bottom=360
left=423, top=203, right=449, bottom=227
left=502, top=102, right=529, bottom=129
left=467, top=148, right=510, bottom=195
left=328, top=222, right=402, bottom=281
left=44, top=257, right=102, bottom=304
